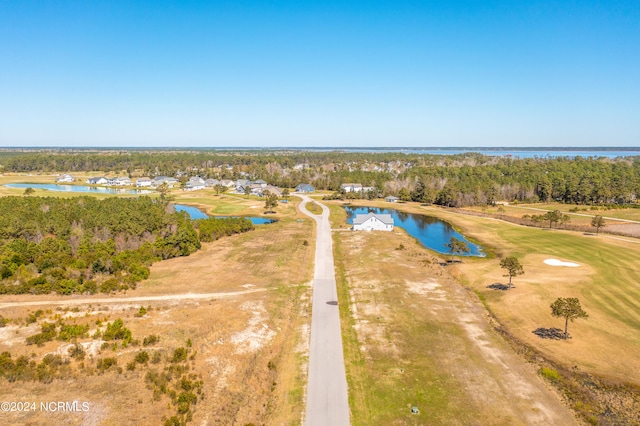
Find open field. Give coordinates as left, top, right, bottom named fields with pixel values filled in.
left=327, top=200, right=640, bottom=385
left=331, top=219, right=576, bottom=424
left=0, top=195, right=315, bottom=425
left=323, top=199, right=640, bottom=422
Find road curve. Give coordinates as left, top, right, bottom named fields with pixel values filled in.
left=299, top=194, right=350, bottom=426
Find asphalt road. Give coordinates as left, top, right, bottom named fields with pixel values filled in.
left=299, top=195, right=350, bottom=426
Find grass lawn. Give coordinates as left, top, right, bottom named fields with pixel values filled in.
left=413, top=204, right=640, bottom=385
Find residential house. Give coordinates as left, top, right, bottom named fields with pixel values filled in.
left=185, top=177, right=205, bottom=191
left=341, top=183, right=363, bottom=193
left=384, top=196, right=399, bottom=203
left=296, top=183, right=315, bottom=193
left=110, top=176, right=131, bottom=186
left=205, top=179, right=220, bottom=188
left=86, top=177, right=109, bottom=185
left=353, top=213, right=394, bottom=232
left=152, top=176, right=178, bottom=187
left=136, top=177, right=152, bottom=187
left=56, top=174, right=74, bottom=183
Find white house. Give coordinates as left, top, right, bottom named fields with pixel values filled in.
left=56, top=174, right=75, bottom=183
left=341, top=183, right=363, bottom=193
left=136, top=177, right=152, bottom=187
left=352, top=213, right=394, bottom=231
left=186, top=176, right=205, bottom=191
left=86, top=177, right=108, bottom=185
left=110, top=177, right=131, bottom=186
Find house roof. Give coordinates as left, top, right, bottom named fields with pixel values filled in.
left=353, top=213, right=394, bottom=226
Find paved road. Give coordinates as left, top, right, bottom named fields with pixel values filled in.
left=299, top=195, right=350, bottom=426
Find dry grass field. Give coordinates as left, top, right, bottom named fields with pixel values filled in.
left=0, top=195, right=315, bottom=425
left=331, top=224, right=576, bottom=425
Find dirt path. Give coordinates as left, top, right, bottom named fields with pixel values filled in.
left=0, top=289, right=267, bottom=310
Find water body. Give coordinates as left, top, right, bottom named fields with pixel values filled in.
left=174, top=204, right=275, bottom=225
left=307, top=148, right=640, bottom=159
left=5, top=183, right=153, bottom=194
left=344, top=206, right=484, bottom=257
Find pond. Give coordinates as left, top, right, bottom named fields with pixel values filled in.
left=174, top=204, right=275, bottom=225
left=344, top=206, right=484, bottom=257
left=5, top=183, right=153, bottom=195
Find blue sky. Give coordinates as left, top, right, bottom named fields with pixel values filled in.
left=0, top=0, right=638, bottom=147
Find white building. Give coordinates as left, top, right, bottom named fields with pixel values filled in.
left=352, top=213, right=394, bottom=231
left=56, top=174, right=74, bottom=183
left=136, top=177, right=152, bottom=187
left=341, top=183, right=363, bottom=193
left=185, top=176, right=205, bottom=191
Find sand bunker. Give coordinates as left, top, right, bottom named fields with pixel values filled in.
left=544, top=259, right=580, bottom=267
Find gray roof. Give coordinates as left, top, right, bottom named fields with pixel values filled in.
left=353, top=213, right=394, bottom=226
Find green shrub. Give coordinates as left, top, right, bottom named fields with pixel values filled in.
left=26, top=322, right=57, bottom=346
left=540, top=366, right=562, bottom=382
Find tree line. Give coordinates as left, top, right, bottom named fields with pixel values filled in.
left=1, top=150, right=639, bottom=207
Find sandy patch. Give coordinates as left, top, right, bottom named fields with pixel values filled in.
left=406, top=279, right=447, bottom=301
left=230, top=301, right=275, bottom=354
left=544, top=259, right=580, bottom=267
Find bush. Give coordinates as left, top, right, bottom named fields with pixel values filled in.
left=135, top=351, right=150, bottom=364
left=58, top=323, right=89, bottom=341
left=143, top=334, right=160, bottom=346
left=540, top=367, right=562, bottom=382
left=102, top=319, right=132, bottom=345
left=26, top=322, right=57, bottom=346
left=171, top=347, right=188, bottom=363
left=96, top=357, right=117, bottom=371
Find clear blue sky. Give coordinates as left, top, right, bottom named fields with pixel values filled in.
left=1, top=0, right=638, bottom=147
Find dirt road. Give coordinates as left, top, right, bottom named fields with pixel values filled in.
left=0, top=289, right=266, bottom=310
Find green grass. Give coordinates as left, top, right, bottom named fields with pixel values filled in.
left=495, top=226, right=640, bottom=330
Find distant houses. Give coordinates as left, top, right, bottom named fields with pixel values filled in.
left=341, top=183, right=375, bottom=193
left=341, top=183, right=363, bottom=193
left=352, top=213, right=394, bottom=231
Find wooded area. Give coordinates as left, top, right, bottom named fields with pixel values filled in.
left=0, top=196, right=253, bottom=295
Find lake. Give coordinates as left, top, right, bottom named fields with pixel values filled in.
left=344, top=206, right=484, bottom=257
left=174, top=204, right=275, bottom=225
left=5, top=183, right=153, bottom=194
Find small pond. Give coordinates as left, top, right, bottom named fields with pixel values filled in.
left=344, top=206, right=484, bottom=257
left=5, top=183, right=153, bottom=195
left=174, top=204, right=275, bottom=225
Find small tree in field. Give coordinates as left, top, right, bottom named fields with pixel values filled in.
left=264, top=191, right=278, bottom=213
left=445, top=237, right=470, bottom=263
left=500, top=256, right=524, bottom=287
left=591, top=215, right=605, bottom=235
left=550, top=297, right=588, bottom=339
left=23, top=187, right=35, bottom=196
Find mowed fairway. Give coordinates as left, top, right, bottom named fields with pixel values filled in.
left=419, top=205, right=640, bottom=384
left=332, top=224, right=576, bottom=424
